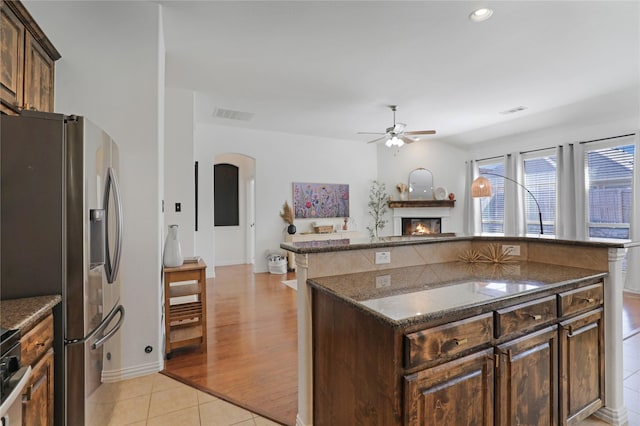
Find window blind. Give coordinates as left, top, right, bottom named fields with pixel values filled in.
left=524, top=155, right=557, bottom=235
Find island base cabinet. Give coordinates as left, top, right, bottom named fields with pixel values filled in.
left=404, top=348, right=494, bottom=426
left=22, top=347, right=54, bottom=426
left=496, top=326, right=558, bottom=426
left=559, top=309, right=604, bottom=425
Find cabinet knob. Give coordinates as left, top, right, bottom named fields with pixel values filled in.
left=580, top=297, right=595, bottom=304
left=527, top=314, right=542, bottom=320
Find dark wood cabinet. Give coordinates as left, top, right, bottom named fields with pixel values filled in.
left=312, top=279, right=605, bottom=426
left=0, top=0, right=59, bottom=114
left=496, top=326, right=559, bottom=426
left=22, top=348, right=54, bottom=426
left=404, top=348, right=494, bottom=426
left=559, top=308, right=604, bottom=425
left=20, top=313, right=55, bottom=426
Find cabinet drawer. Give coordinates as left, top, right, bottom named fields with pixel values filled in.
left=558, top=283, right=603, bottom=318
left=495, top=296, right=556, bottom=339
left=404, top=313, right=493, bottom=369
left=21, top=313, right=54, bottom=367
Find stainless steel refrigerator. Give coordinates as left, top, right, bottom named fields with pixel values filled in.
left=1, top=110, right=125, bottom=425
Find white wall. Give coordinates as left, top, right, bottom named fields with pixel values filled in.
left=194, top=121, right=378, bottom=274
left=164, top=88, right=195, bottom=256
left=214, top=153, right=255, bottom=266
left=467, top=115, right=639, bottom=160
left=26, top=0, right=165, bottom=378
left=376, top=140, right=469, bottom=234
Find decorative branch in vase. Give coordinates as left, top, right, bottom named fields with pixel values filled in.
left=396, top=183, right=409, bottom=201
left=280, top=201, right=296, bottom=234
left=366, top=180, right=388, bottom=239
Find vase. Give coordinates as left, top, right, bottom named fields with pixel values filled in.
left=163, top=224, right=184, bottom=267
left=399, top=192, right=408, bottom=201
left=287, top=224, right=297, bottom=235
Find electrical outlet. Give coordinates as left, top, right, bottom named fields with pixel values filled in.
left=375, top=251, right=391, bottom=264
left=175, top=202, right=181, bottom=212
left=376, top=275, right=391, bottom=288
left=502, top=244, right=520, bottom=256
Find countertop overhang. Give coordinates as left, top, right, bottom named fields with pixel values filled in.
left=281, top=233, right=637, bottom=254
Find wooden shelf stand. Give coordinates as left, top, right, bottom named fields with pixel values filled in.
left=163, top=259, right=207, bottom=357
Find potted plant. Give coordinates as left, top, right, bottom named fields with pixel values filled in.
left=280, top=201, right=296, bottom=234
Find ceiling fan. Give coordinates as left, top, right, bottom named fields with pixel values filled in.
left=358, top=105, right=436, bottom=147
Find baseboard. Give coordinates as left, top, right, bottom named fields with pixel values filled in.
left=594, top=406, right=628, bottom=426
left=296, top=414, right=311, bottom=426
left=101, top=359, right=163, bottom=383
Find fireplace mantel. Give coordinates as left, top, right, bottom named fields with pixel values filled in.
left=388, top=200, right=455, bottom=208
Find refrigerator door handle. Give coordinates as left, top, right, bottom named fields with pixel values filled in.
left=64, top=303, right=124, bottom=346
left=90, top=304, right=125, bottom=350
left=104, top=167, right=123, bottom=284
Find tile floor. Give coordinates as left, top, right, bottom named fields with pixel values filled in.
left=87, top=373, right=280, bottom=426
left=91, top=333, right=640, bottom=426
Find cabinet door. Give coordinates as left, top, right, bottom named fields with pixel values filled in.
left=559, top=308, right=604, bottom=425
left=0, top=0, right=25, bottom=114
left=404, top=348, right=494, bottom=426
left=24, top=31, right=54, bottom=112
left=496, top=325, right=558, bottom=426
left=22, top=348, right=54, bottom=426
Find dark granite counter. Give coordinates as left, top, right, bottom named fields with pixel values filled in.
left=281, top=234, right=636, bottom=254
left=308, top=261, right=606, bottom=327
left=1, top=295, right=61, bottom=334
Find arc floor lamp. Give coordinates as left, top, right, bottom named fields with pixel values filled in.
left=471, top=172, right=544, bottom=235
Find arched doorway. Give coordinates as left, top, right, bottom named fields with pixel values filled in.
left=213, top=153, right=256, bottom=267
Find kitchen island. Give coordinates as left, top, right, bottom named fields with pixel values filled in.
left=282, top=235, right=636, bottom=426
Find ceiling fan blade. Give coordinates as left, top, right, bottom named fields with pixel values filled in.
left=357, top=132, right=386, bottom=135
left=366, top=135, right=389, bottom=144
left=400, top=135, right=416, bottom=145
left=404, top=130, right=436, bottom=135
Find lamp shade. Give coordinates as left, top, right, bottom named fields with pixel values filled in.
left=471, top=176, right=492, bottom=198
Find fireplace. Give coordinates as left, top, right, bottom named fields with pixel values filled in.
left=402, top=218, right=442, bottom=236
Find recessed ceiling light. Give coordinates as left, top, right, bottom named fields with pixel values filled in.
left=469, top=7, right=493, bottom=22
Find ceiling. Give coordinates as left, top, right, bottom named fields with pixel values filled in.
left=161, top=1, right=639, bottom=147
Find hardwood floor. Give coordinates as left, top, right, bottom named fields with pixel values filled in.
left=163, top=265, right=298, bottom=425
left=163, top=265, right=640, bottom=426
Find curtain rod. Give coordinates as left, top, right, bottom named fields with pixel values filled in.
left=471, top=132, right=636, bottom=162
left=519, top=146, right=562, bottom=155
left=578, top=133, right=635, bottom=145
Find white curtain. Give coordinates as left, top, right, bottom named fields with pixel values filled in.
left=504, top=153, right=526, bottom=236
left=625, top=131, right=640, bottom=293
left=556, top=143, right=586, bottom=240
left=463, top=160, right=481, bottom=234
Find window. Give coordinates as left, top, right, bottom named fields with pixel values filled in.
left=478, top=161, right=505, bottom=233
left=585, top=143, right=634, bottom=239
left=214, top=163, right=239, bottom=227
left=523, top=152, right=557, bottom=235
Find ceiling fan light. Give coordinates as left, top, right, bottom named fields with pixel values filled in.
left=385, top=138, right=393, bottom=148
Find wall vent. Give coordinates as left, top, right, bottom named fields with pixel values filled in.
left=213, top=107, right=255, bottom=122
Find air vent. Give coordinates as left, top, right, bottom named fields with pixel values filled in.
left=499, top=106, right=528, bottom=115
left=213, top=107, right=255, bottom=122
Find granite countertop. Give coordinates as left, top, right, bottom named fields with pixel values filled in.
left=308, top=261, right=606, bottom=327
left=281, top=234, right=637, bottom=254
left=1, top=295, right=61, bottom=334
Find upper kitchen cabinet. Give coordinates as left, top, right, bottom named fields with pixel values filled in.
left=1, top=0, right=60, bottom=115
